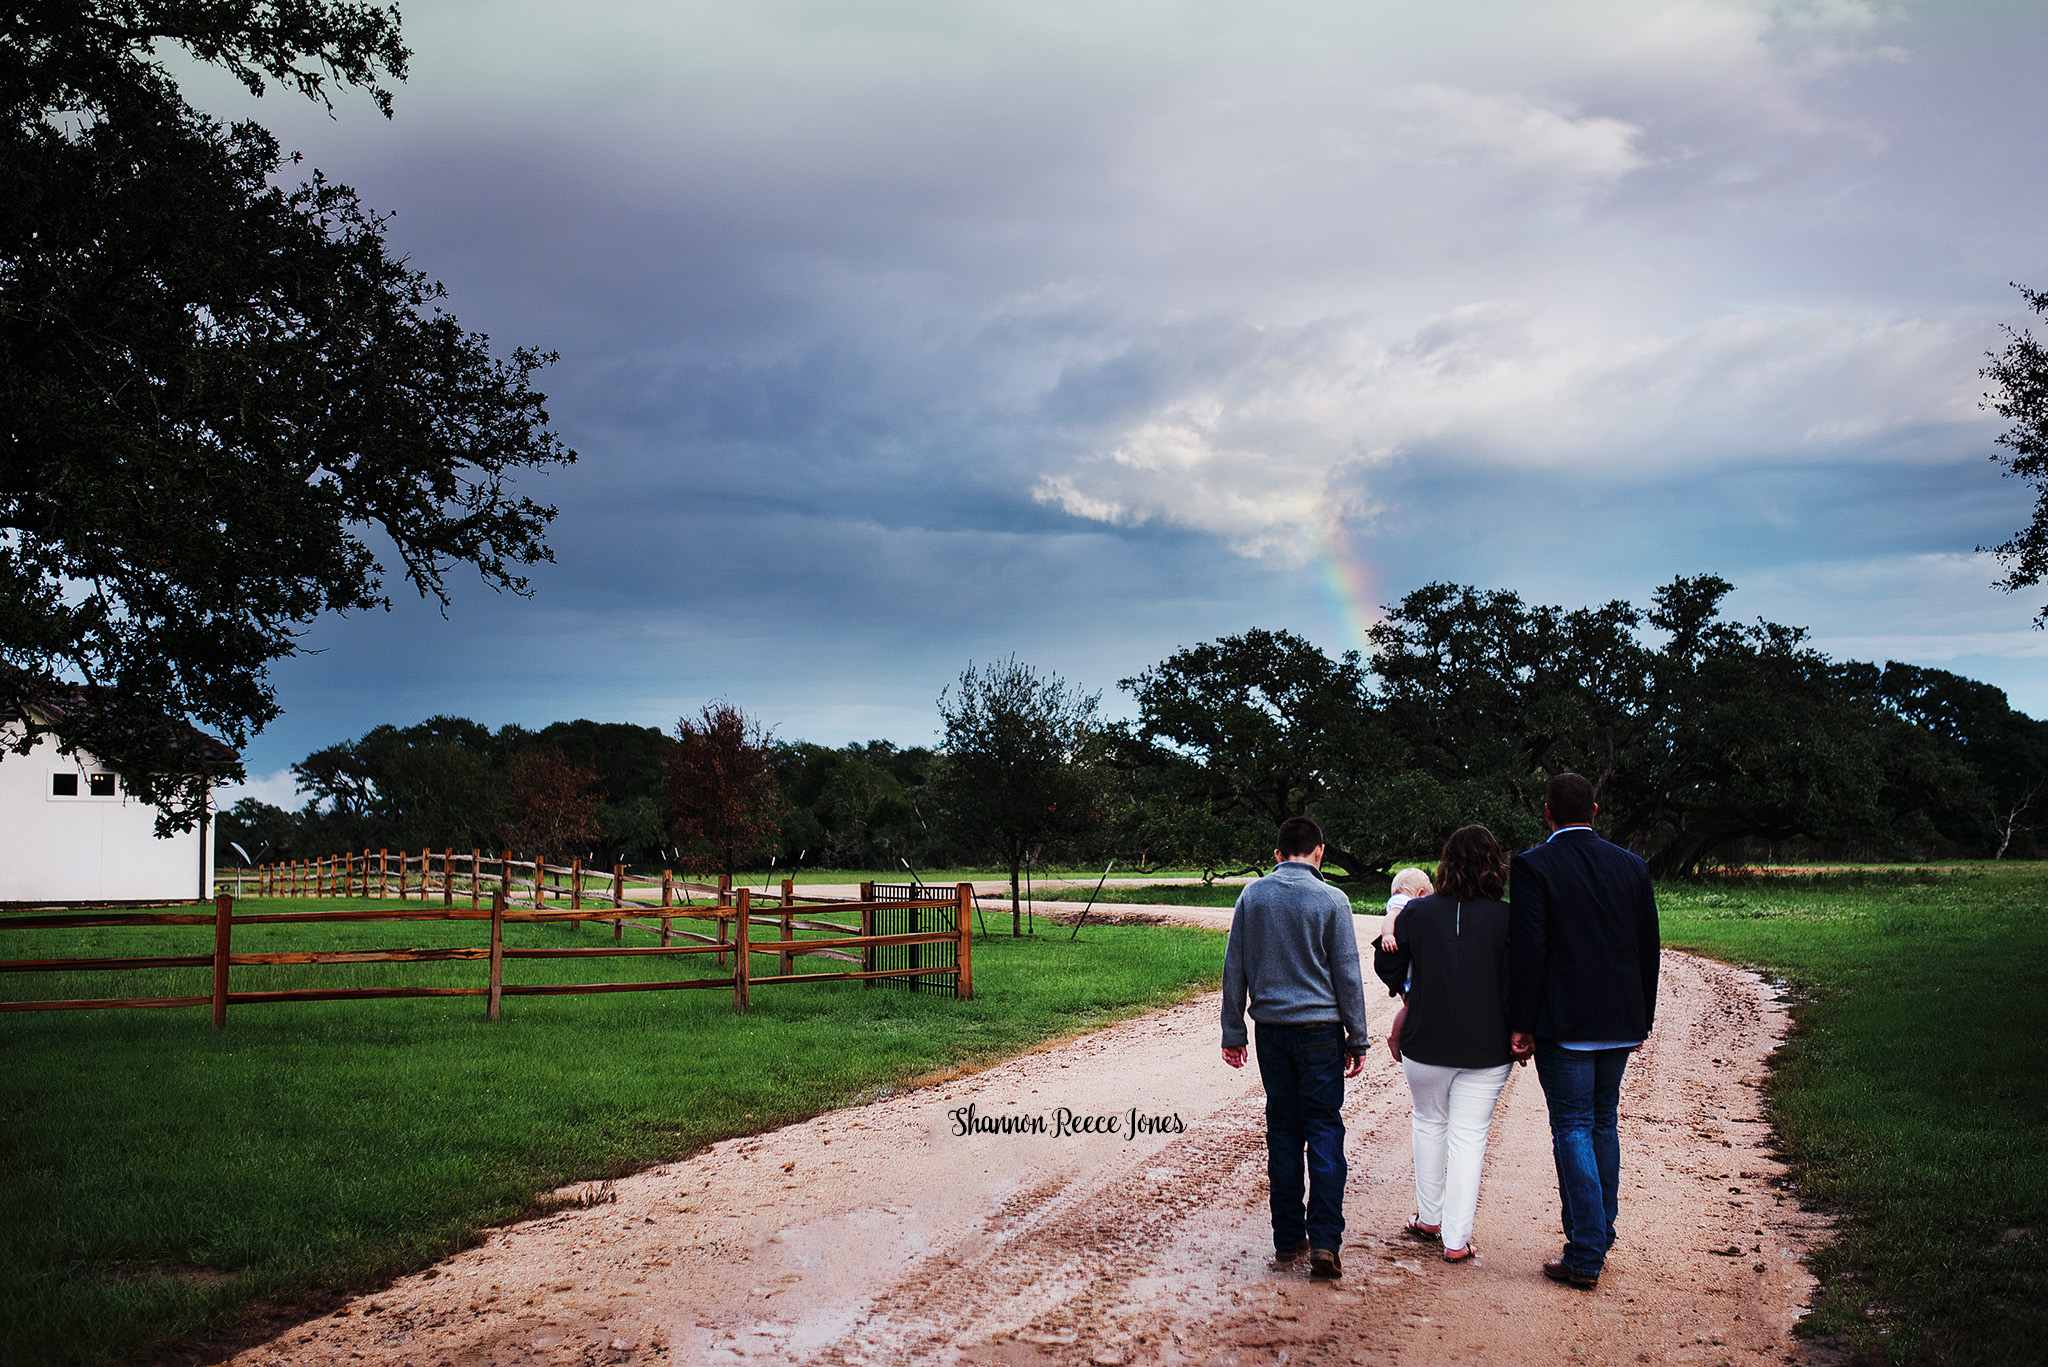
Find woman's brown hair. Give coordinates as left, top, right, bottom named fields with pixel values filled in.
left=1434, top=824, right=1508, bottom=901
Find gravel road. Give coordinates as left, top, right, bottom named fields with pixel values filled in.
left=224, top=908, right=1829, bottom=1367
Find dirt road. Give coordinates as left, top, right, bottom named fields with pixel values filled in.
left=226, top=914, right=1828, bottom=1367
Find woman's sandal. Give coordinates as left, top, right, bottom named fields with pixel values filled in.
left=1442, top=1244, right=1477, bottom=1264
left=1403, top=1220, right=1441, bottom=1243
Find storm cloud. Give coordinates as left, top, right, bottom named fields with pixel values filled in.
left=187, top=0, right=2048, bottom=791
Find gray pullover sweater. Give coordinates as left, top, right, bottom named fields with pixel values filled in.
left=1221, top=861, right=1372, bottom=1055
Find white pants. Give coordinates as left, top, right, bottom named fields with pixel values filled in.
left=1402, top=1058, right=1512, bottom=1252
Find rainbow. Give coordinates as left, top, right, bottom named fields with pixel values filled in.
left=1314, top=510, right=1381, bottom=656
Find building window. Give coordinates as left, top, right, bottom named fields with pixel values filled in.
left=49, top=771, right=119, bottom=799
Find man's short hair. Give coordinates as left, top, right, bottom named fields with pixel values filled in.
left=1545, top=772, right=1597, bottom=826
left=1276, top=816, right=1324, bottom=858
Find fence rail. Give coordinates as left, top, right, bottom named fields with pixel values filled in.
left=0, top=884, right=973, bottom=1022
left=214, top=849, right=876, bottom=913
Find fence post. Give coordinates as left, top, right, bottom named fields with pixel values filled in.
left=377, top=849, right=387, bottom=899
left=716, top=876, right=731, bottom=965
left=488, top=888, right=505, bottom=1021
left=956, top=883, right=974, bottom=1000
left=660, top=870, right=673, bottom=946
left=779, top=899, right=793, bottom=979
left=210, top=892, right=233, bottom=1028
left=570, top=856, right=582, bottom=933
left=471, top=849, right=481, bottom=910
left=501, top=850, right=512, bottom=906
left=860, top=881, right=876, bottom=989
left=734, top=888, right=751, bottom=1013
left=442, top=849, right=453, bottom=906
left=534, top=854, right=546, bottom=910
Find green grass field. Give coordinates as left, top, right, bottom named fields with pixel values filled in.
left=7, top=866, right=2043, bottom=1366
left=1035, top=882, right=1246, bottom=908
left=0, top=903, right=1225, bottom=1367
left=1659, top=866, right=2048, bottom=1365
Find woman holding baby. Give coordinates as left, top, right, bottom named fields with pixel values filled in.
left=1373, top=826, right=1522, bottom=1264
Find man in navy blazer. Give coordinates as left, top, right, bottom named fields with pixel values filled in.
left=1508, top=772, right=1661, bottom=1290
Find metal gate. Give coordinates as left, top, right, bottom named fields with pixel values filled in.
left=869, top=884, right=960, bottom=996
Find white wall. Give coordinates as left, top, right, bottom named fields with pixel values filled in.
left=0, top=727, right=213, bottom=903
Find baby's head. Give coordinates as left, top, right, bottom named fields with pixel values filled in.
left=1390, top=867, right=1433, bottom=899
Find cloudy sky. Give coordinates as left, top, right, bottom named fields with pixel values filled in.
left=192, top=0, right=2048, bottom=801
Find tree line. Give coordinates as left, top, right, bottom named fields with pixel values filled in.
left=220, top=574, right=2045, bottom=887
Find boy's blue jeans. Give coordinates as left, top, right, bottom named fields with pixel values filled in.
left=1532, top=1042, right=1631, bottom=1277
left=1253, top=1021, right=1349, bottom=1255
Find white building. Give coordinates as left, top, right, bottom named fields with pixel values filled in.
left=0, top=715, right=229, bottom=905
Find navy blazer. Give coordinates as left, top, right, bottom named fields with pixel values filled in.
left=1507, top=828, right=1661, bottom=1042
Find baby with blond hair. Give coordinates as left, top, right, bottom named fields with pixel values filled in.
left=1380, top=866, right=1434, bottom=1064
left=1380, top=866, right=1432, bottom=952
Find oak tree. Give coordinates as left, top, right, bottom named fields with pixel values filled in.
left=1, top=2, right=575, bottom=830
left=933, top=657, right=1103, bottom=928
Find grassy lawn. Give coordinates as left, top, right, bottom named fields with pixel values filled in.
left=0, top=902, right=1225, bottom=1367
left=1035, top=882, right=1245, bottom=908
left=1660, top=866, right=2048, bottom=1365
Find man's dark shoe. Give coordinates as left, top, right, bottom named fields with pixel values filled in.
left=1309, top=1248, right=1343, bottom=1280
left=1542, top=1259, right=1598, bottom=1289
left=1268, top=1239, right=1308, bottom=1269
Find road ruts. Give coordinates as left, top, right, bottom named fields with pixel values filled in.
left=219, top=930, right=1828, bottom=1367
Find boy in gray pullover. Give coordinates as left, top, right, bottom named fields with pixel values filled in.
left=1220, top=817, right=1372, bottom=1279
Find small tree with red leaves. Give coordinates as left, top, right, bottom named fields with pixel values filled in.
left=499, top=746, right=604, bottom=858
left=664, top=702, right=782, bottom=879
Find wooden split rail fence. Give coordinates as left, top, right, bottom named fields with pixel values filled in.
left=0, top=884, right=973, bottom=1023
left=221, top=850, right=824, bottom=915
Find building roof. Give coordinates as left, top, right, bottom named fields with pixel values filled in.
left=0, top=668, right=239, bottom=771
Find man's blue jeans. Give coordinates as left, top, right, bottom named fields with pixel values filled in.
left=1532, top=1042, right=1631, bottom=1277
left=1253, top=1021, right=1348, bottom=1255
